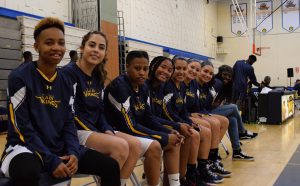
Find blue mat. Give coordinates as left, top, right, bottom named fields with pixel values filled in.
left=274, top=145, right=300, bottom=186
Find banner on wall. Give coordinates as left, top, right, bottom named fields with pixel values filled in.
left=282, top=0, right=300, bottom=32
left=256, top=1, right=273, bottom=33
left=231, top=3, right=247, bottom=36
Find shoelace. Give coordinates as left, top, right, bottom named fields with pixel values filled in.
left=207, top=168, right=219, bottom=178
left=214, top=163, right=226, bottom=172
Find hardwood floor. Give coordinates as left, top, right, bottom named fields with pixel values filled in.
left=130, top=111, right=300, bottom=186
left=0, top=110, right=299, bottom=186
left=218, top=110, right=300, bottom=186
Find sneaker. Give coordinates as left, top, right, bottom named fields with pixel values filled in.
left=196, top=171, right=210, bottom=186
left=198, top=165, right=224, bottom=185
left=232, top=150, right=255, bottom=161
left=182, top=176, right=208, bottom=186
left=239, top=130, right=258, bottom=140
left=216, top=156, right=223, bottom=168
left=210, top=161, right=231, bottom=178
left=180, top=177, right=196, bottom=186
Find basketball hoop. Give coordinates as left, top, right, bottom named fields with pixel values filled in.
left=252, top=44, right=270, bottom=56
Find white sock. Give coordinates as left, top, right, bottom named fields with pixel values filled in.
left=168, top=173, right=180, bottom=186
left=121, top=178, right=128, bottom=186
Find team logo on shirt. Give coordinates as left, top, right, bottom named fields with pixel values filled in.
left=151, top=97, right=163, bottom=105
left=134, top=102, right=146, bottom=111
left=186, top=91, right=195, bottom=98
left=83, top=88, right=101, bottom=99
left=199, top=93, right=207, bottom=100
left=35, top=94, right=61, bottom=108
left=46, top=85, right=52, bottom=90
left=176, top=97, right=184, bottom=104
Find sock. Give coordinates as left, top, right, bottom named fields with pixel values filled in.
left=186, top=164, right=197, bottom=182
left=168, top=173, right=180, bottom=186
left=121, top=178, right=128, bottom=186
left=197, top=159, right=207, bottom=170
left=209, top=148, right=219, bottom=161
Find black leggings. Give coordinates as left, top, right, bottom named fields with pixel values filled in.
left=8, top=149, right=120, bottom=186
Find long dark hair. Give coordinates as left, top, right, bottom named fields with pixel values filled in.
left=80, top=31, right=108, bottom=85
left=200, top=60, right=215, bottom=87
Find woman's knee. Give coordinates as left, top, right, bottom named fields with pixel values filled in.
left=127, top=137, right=142, bottom=158
left=145, top=140, right=162, bottom=160
left=200, top=126, right=212, bottom=140
left=114, top=138, right=130, bottom=159
left=210, top=119, right=221, bottom=131
left=231, top=104, right=239, bottom=111
left=191, top=129, right=200, bottom=142
left=199, top=119, right=211, bottom=129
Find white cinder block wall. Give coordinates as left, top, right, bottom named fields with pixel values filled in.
left=0, top=0, right=71, bottom=22
left=117, top=0, right=218, bottom=59
left=217, top=0, right=300, bottom=86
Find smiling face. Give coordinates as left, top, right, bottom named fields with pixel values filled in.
left=172, top=59, right=187, bottom=83
left=126, top=57, right=149, bottom=86
left=221, top=71, right=232, bottom=85
left=154, top=59, right=174, bottom=83
left=34, top=27, right=65, bottom=65
left=80, top=34, right=106, bottom=67
left=199, top=64, right=214, bottom=83
left=186, top=61, right=201, bottom=81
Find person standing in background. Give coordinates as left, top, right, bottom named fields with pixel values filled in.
left=232, top=55, right=260, bottom=115
left=69, top=50, right=78, bottom=63
left=22, top=51, right=32, bottom=63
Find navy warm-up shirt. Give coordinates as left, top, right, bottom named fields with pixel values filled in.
left=162, top=80, right=192, bottom=124
left=184, top=80, right=202, bottom=113
left=145, top=80, right=181, bottom=131
left=61, top=62, right=114, bottom=133
left=104, top=74, right=171, bottom=146
left=233, top=60, right=259, bottom=90
left=198, top=83, right=217, bottom=112
left=5, top=62, right=80, bottom=173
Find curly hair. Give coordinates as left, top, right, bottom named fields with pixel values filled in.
left=34, top=17, right=65, bottom=41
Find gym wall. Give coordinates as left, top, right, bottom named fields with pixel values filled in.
left=216, top=0, right=300, bottom=86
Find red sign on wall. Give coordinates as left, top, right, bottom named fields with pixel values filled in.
left=296, top=67, right=299, bottom=74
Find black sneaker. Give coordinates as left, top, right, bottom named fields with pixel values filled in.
left=216, top=156, right=223, bottom=168
left=210, top=161, right=231, bottom=178
left=181, top=177, right=197, bottom=186
left=198, top=165, right=224, bottom=185
left=196, top=171, right=210, bottom=186
left=239, top=130, right=258, bottom=140
left=232, top=150, right=254, bottom=161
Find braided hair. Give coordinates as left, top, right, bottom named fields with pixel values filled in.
left=148, top=56, right=173, bottom=83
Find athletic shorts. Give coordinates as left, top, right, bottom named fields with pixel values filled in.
left=136, top=137, right=155, bottom=157
left=1, top=145, right=32, bottom=177
left=77, top=130, right=93, bottom=146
